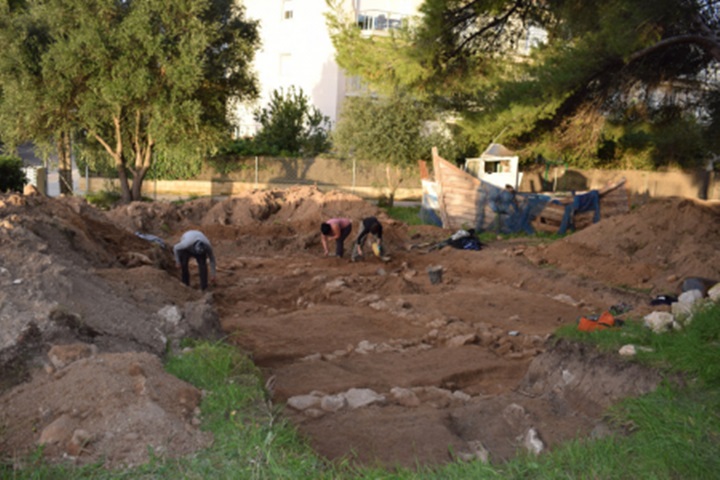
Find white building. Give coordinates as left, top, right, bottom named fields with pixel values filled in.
left=235, top=0, right=424, bottom=137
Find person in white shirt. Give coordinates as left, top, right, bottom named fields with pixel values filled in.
left=173, top=230, right=216, bottom=290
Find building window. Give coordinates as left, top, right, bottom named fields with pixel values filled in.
left=282, top=0, right=293, bottom=20
left=357, top=10, right=407, bottom=32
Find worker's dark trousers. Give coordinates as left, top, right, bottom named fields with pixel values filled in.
left=336, top=224, right=352, bottom=257
left=178, top=249, right=209, bottom=290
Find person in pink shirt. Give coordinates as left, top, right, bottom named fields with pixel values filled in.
left=320, top=218, right=352, bottom=258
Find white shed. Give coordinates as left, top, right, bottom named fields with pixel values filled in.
left=464, top=143, right=522, bottom=190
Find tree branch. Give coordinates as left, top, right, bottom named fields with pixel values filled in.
left=627, top=33, right=720, bottom=63
left=450, top=2, right=522, bottom=59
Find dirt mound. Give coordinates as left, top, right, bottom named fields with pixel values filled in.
left=0, top=346, right=211, bottom=468
left=107, top=185, right=379, bottom=233
left=524, top=197, right=720, bottom=295
left=1, top=188, right=714, bottom=470
left=0, top=192, right=219, bottom=386
left=106, top=186, right=388, bottom=256
left=0, top=192, right=220, bottom=469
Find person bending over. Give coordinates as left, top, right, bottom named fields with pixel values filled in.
left=320, top=218, right=352, bottom=258
left=352, top=216, right=383, bottom=261
left=173, top=230, right=216, bottom=290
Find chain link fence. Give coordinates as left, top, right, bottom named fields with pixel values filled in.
left=78, top=156, right=424, bottom=201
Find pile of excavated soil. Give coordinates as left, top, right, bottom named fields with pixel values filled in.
left=524, top=197, right=720, bottom=295
left=1, top=187, right=717, bottom=469
left=0, top=348, right=211, bottom=469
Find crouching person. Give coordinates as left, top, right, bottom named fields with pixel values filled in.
left=173, top=230, right=216, bottom=290
left=320, top=218, right=352, bottom=258
left=352, top=216, right=383, bottom=261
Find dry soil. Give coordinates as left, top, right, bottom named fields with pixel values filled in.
left=1, top=187, right=718, bottom=469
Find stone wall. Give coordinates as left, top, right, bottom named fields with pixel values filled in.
left=519, top=166, right=720, bottom=201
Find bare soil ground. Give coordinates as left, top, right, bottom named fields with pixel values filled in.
left=1, top=187, right=719, bottom=469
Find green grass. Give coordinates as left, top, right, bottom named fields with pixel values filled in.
left=1, top=341, right=332, bottom=480
left=5, top=304, right=720, bottom=479
left=84, top=190, right=155, bottom=209
left=84, top=190, right=122, bottom=210
left=171, top=194, right=203, bottom=205
left=557, top=301, right=720, bottom=384
left=381, top=205, right=424, bottom=225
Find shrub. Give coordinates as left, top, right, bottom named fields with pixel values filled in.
left=0, top=155, right=27, bottom=193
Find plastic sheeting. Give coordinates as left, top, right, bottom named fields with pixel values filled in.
left=421, top=179, right=553, bottom=233
left=421, top=179, right=603, bottom=234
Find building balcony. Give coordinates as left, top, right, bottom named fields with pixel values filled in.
left=357, top=10, right=409, bottom=35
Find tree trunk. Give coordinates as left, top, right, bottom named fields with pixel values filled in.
left=91, top=115, right=133, bottom=203
left=57, top=131, right=73, bottom=195
left=130, top=166, right=150, bottom=201
left=116, top=162, right=132, bottom=203
left=129, top=112, right=154, bottom=202
left=384, top=164, right=403, bottom=208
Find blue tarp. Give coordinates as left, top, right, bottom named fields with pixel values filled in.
left=420, top=180, right=601, bottom=235
left=491, top=189, right=553, bottom=235
left=556, top=190, right=601, bottom=234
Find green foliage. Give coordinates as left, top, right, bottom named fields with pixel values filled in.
left=328, top=0, right=720, bottom=170
left=332, top=94, right=437, bottom=166
left=206, top=154, right=255, bottom=176
left=702, top=90, right=720, bottom=154
left=332, top=92, right=444, bottom=206
left=325, top=0, right=429, bottom=98
left=0, top=155, right=26, bottom=192
left=216, top=137, right=266, bottom=157
left=84, top=190, right=122, bottom=210
left=252, top=87, right=332, bottom=157
left=147, top=151, right=204, bottom=181
left=74, top=148, right=118, bottom=179
left=0, top=0, right=260, bottom=201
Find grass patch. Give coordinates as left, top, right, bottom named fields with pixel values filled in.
left=85, top=190, right=155, bottom=209
left=557, top=302, right=720, bottom=385
left=478, top=230, right=565, bottom=244
left=501, top=303, right=720, bottom=479
left=84, top=190, right=122, bottom=210
left=382, top=205, right=424, bottom=225
left=498, top=385, right=720, bottom=479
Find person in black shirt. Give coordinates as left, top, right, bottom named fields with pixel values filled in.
left=351, top=216, right=383, bottom=261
